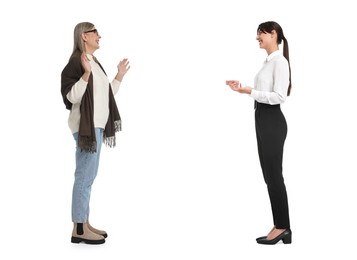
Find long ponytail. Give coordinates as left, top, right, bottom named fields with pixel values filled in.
left=282, top=36, right=292, bottom=96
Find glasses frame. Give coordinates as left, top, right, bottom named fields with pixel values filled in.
left=84, top=29, right=98, bottom=35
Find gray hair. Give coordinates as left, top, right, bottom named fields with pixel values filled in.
left=71, top=22, right=95, bottom=56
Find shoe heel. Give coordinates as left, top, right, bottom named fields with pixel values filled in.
left=71, top=236, right=82, bottom=243
left=282, top=234, right=292, bottom=244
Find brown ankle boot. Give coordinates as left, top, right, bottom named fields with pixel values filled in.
left=87, top=222, right=108, bottom=238
left=71, top=223, right=105, bottom=244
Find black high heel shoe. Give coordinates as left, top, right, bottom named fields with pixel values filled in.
left=256, top=229, right=292, bottom=245
left=256, top=236, right=267, bottom=241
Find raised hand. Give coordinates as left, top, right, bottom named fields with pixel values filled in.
left=81, top=52, right=91, bottom=73
left=81, top=52, right=91, bottom=82
left=115, top=58, right=131, bottom=81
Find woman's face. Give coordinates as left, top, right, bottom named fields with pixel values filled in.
left=256, top=30, right=274, bottom=50
left=82, top=28, right=101, bottom=53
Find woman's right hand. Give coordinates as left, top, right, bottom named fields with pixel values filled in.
left=81, top=52, right=91, bottom=81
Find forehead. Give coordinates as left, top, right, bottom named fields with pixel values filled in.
left=257, top=29, right=269, bottom=35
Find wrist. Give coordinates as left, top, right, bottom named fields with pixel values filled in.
left=82, top=71, right=91, bottom=82
left=115, top=73, right=124, bottom=81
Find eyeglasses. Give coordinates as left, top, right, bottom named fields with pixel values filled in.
left=84, top=29, right=98, bottom=35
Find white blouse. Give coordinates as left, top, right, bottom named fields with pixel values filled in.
left=250, top=50, right=289, bottom=105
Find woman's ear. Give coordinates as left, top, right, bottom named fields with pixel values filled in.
left=81, top=33, right=87, bottom=42
left=271, top=30, right=277, bottom=39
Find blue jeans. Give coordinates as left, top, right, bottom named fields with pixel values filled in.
left=72, top=128, right=103, bottom=223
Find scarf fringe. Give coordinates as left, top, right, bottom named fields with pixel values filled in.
left=78, top=137, right=97, bottom=153
left=103, top=120, right=121, bottom=148
left=104, top=136, right=116, bottom=148
left=115, top=119, right=122, bottom=132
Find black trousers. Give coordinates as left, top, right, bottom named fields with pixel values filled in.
left=255, top=102, right=290, bottom=229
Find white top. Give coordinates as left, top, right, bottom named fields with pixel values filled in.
left=66, top=54, right=121, bottom=133
left=250, top=50, right=289, bottom=105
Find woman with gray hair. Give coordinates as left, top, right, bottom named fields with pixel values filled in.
left=61, top=22, right=130, bottom=245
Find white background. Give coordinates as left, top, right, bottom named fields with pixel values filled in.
left=1, top=0, right=356, bottom=259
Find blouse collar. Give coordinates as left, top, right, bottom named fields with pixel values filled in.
left=266, top=50, right=282, bottom=62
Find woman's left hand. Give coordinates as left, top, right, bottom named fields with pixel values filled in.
left=115, top=58, right=131, bottom=81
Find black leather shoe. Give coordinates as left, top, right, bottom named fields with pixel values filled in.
left=256, top=236, right=267, bottom=241
left=256, top=229, right=292, bottom=245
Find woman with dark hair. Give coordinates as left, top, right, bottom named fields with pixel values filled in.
left=226, top=21, right=292, bottom=245
left=61, top=22, right=130, bottom=244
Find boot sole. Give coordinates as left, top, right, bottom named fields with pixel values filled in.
left=71, top=236, right=105, bottom=245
